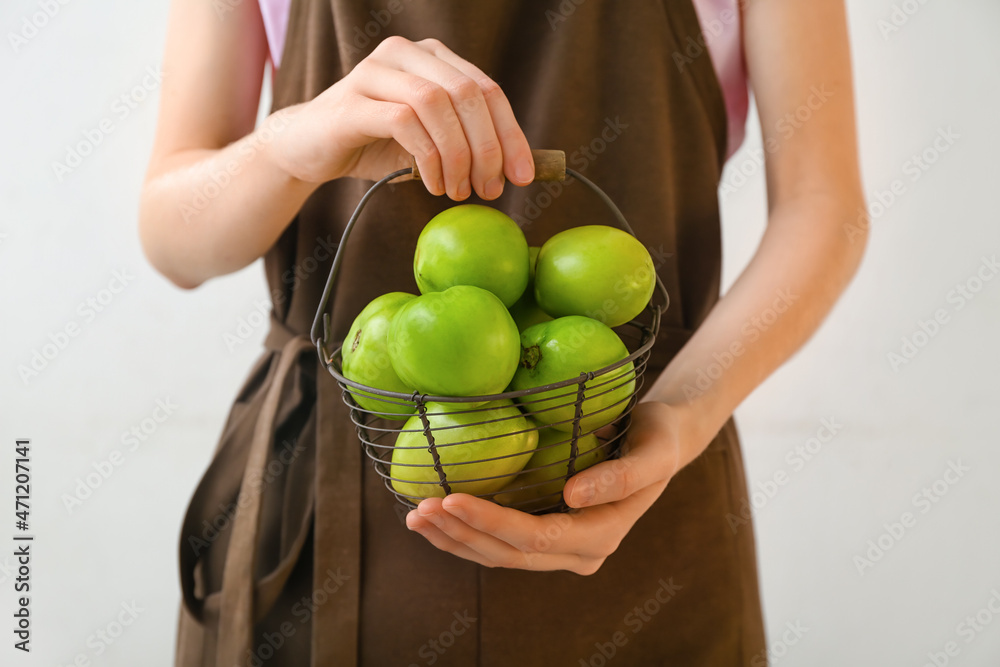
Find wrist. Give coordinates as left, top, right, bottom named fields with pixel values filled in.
left=644, top=362, right=736, bottom=453
left=260, top=105, right=324, bottom=190
left=644, top=397, right=726, bottom=470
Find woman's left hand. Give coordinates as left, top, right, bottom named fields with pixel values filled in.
left=405, top=401, right=703, bottom=575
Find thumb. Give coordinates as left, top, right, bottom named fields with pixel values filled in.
left=563, top=403, right=680, bottom=508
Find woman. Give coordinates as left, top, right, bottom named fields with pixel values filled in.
left=141, top=0, right=866, bottom=664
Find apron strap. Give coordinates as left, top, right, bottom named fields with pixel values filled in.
left=214, top=332, right=315, bottom=666
left=177, top=309, right=362, bottom=666
left=178, top=315, right=317, bottom=664
left=282, top=262, right=363, bottom=664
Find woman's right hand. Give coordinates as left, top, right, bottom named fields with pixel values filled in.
left=142, top=3, right=535, bottom=288
left=266, top=36, right=535, bottom=201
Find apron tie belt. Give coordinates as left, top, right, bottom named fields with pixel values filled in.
left=178, top=312, right=361, bottom=666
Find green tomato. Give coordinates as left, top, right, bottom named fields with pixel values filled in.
left=508, top=246, right=553, bottom=331
left=511, top=316, right=635, bottom=432
left=390, top=400, right=538, bottom=499
left=414, top=204, right=530, bottom=307
left=495, top=426, right=607, bottom=511
left=341, top=292, right=417, bottom=419
left=535, top=225, right=656, bottom=327
left=388, top=285, right=520, bottom=397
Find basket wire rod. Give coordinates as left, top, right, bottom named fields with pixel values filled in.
left=413, top=393, right=452, bottom=496
left=566, top=371, right=594, bottom=481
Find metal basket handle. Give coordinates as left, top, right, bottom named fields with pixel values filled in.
left=310, top=149, right=671, bottom=359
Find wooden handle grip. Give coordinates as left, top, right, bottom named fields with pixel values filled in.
left=410, top=149, right=566, bottom=183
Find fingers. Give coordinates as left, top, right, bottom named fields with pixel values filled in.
left=438, top=493, right=609, bottom=558
left=358, top=36, right=529, bottom=199
left=408, top=497, right=600, bottom=574
left=442, top=493, right=626, bottom=562
left=408, top=488, right=662, bottom=575
left=372, top=45, right=503, bottom=200
left=563, top=403, right=681, bottom=508
left=415, top=39, right=535, bottom=187
left=411, top=498, right=536, bottom=568
left=405, top=507, right=495, bottom=566
left=352, top=65, right=467, bottom=196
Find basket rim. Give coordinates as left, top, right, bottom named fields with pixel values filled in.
left=320, top=304, right=660, bottom=405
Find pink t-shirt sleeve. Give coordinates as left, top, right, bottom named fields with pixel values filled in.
left=259, top=0, right=291, bottom=67
left=690, top=0, right=750, bottom=159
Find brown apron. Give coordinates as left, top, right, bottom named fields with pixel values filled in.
left=175, top=1, right=768, bottom=665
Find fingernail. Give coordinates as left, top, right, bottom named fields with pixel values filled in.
left=484, top=176, right=504, bottom=199
left=420, top=510, right=443, bottom=527
left=515, top=157, right=534, bottom=184
left=457, top=180, right=471, bottom=199
left=443, top=503, right=467, bottom=521
left=571, top=479, right=595, bottom=507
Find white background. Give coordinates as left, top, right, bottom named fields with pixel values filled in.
left=1, top=1, right=998, bottom=665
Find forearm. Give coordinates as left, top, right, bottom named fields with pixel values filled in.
left=139, top=108, right=318, bottom=289
left=645, top=193, right=868, bottom=465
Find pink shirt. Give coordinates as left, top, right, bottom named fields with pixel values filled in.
left=690, top=0, right=749, bottom=159
left=259, top=0, right=748, bottom=159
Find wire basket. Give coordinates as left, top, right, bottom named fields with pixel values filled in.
left=311, top=150, right=669, bottom=514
